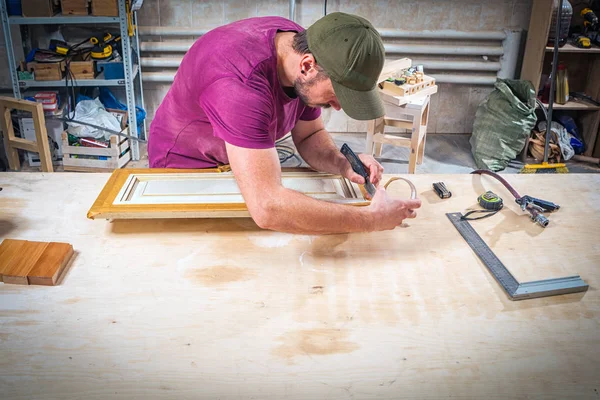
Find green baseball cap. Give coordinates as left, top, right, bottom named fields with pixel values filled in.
left=306, top=12, right=385, bottom=121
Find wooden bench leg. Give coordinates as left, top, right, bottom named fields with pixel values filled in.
left=417, top=131, right=427, bottom=165
left=32, top=103, right=52, bottom=172
left=417, top=103, right=430, bottom=165
left=366, top=117, right=385, bottom=157
left=1, top=106, right=20, bottom=170
left=408, top=126, right=419, bottom=174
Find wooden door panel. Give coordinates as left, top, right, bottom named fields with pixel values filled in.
left=88, top=169, right=370, bottom=220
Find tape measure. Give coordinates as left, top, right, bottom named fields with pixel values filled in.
left=477, top=191, right=503, bottom=210
left=461, top=191, right=503, bottom=221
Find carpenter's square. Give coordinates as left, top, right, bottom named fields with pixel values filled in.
left=340, top=143, right=376, bottom=197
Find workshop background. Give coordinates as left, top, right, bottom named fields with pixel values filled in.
left=136, top=0, right=532, bottom=135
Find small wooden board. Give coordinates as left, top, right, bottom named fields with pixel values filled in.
left=0, top=239, right=74, bottom=286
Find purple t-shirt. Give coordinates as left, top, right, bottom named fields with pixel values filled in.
left=148, top=17, right=321, bottom=168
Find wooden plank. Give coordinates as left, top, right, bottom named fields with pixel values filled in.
left=0, top=96, right=40, bottom=113
left=0, top=105, right=20, bottom=170
left=581, top=111, right=600, bottom=157
left=117, top=150, right=131, bottom=168
left=27, top=242, right=74, bottom=286
left=383, top=118, right=413, bottom=130
left=63, top=146, right=114, bottom=157
left=32, top=101, right=53, bottom=172
left=519, top=0, right=553, bottom=91
left=8, top=137, right=39, bottom=153
left=372, top=133, right=411, bottom=147
left=63, top=156, right=118, bottom=169
left=379, top=85, right=438, bottom=107
left=0, top=239, right=27, bottom=282
left=1, top=241, right=49, bottom=285
left=0, top=172, right=599, bottom=399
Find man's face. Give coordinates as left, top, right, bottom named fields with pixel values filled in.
left=294, top=72, right=342, bottom=111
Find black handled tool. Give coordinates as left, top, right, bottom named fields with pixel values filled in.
left=340, top=143, right=376, bottom=197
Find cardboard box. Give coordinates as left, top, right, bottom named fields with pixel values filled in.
left=21, top=0, right=59, bottom=17
left=61, top=0, right=89, bottom=15
left=91, top=0, right=117, bottom=16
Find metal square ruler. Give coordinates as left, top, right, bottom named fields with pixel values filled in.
left=446, top=212, right=588, bottom=300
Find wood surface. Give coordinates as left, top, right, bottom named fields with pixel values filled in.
left=0, top=239, right=26, bottom=282
left=27, top=242, right=74, bottom=286
left=1, top=241, right=49, bottom=285
left=520, top=0, right=553, bottom=92
left=0, top=172, right=599, bottom=399
left=87, top=168, right=369, bottom=220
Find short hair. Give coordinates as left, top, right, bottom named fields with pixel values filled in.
left=292, top=30, right=328, bottom=75
left=292, top=30, right=311, bottom=55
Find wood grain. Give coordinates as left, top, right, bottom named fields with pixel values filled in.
left=0, top=172, right=598, bottom=399
left=0, top=239, right=27, bottom=282
left=27, top=242, right=74, bottom=286
left=86, top=168, right=369, bottom=220
left=1, top=241, right=48, bottom=285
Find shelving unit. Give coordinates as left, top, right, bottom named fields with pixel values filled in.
left=0, top=0, right=145, bottom=161
left=521, top=0, right=600, bottom=158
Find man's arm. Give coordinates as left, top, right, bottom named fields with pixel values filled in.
left=291, top=117, right=383, bottom=187
left=225, top=142, right=421, bottom=234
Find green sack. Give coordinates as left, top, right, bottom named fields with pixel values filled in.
left=470, top=78, right=537, bottom=171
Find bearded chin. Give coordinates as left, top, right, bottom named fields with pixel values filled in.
left=293, top=78, right=312, bottom=106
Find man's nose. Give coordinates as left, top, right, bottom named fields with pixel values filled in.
left=330, top=101, right=341, bottom=111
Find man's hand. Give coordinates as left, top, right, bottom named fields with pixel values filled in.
left=340, top=153, right=384, bottom=189
left=368, top=185, right=422, bottom=230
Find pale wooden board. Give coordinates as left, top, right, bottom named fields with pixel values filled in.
left=0, top=172, right=599, bottom=399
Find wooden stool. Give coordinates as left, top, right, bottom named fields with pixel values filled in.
left=0, top=97, right=53, bottom=172
left=365, top=95, right=431, bottom=174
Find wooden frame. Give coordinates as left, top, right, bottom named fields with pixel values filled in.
left=87, top=168, right=370, bottom=220
left=0, top=96, right=53, bottom=172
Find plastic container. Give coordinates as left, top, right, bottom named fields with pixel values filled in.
left=548, top=0, right=573, bottom=47
left=556, top=63, right=569, bottom=105
left=7, top=0, right=22, bottom=15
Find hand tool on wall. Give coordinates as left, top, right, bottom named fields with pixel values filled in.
left=471, top=169, right=559, bottom=228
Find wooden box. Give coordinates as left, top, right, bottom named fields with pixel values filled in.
left=380, top=75, right=436, bottom=97
left=61, top=132, right=131, bottom=172
left=69, top=60, right=95, bottom=79
left=91, top=0, right=118, bottom=16
left=61, top=0, right=89, bottom=15
left=21, top=0, right=59, bottom=17
left=27, top=62, right=65, bottom=81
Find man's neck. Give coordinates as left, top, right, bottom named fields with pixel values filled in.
left=275, top=31, right=299, bottom=88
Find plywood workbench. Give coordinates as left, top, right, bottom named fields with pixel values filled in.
left=0, top=172, right=599, bottom=400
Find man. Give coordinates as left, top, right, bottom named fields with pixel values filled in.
left=148, top=12, right=421, bottom=234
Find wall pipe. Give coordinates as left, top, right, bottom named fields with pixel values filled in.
left=141, top=56, right=501, bottom=72
left=142, top=71, right=497, bottom=86
left=140, top=41, right=505, bottom=57
left=138, top=26, right=507, bottom=41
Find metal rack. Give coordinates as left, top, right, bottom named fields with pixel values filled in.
left=0, top=0, right=145, bottom=161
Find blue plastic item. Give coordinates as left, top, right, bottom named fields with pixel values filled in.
left=98, top=87, right=146, bottom=135
left=557, top=115, right=584, bottom=154
left=96, top=61, right=125, bottom=80
left=7, top=0, right=22, bottom=15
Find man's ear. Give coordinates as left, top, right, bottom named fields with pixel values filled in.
left=300, top=54, right=318, bottom=78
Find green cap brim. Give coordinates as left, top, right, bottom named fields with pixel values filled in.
left=331, top=79, right=385, bottom=121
